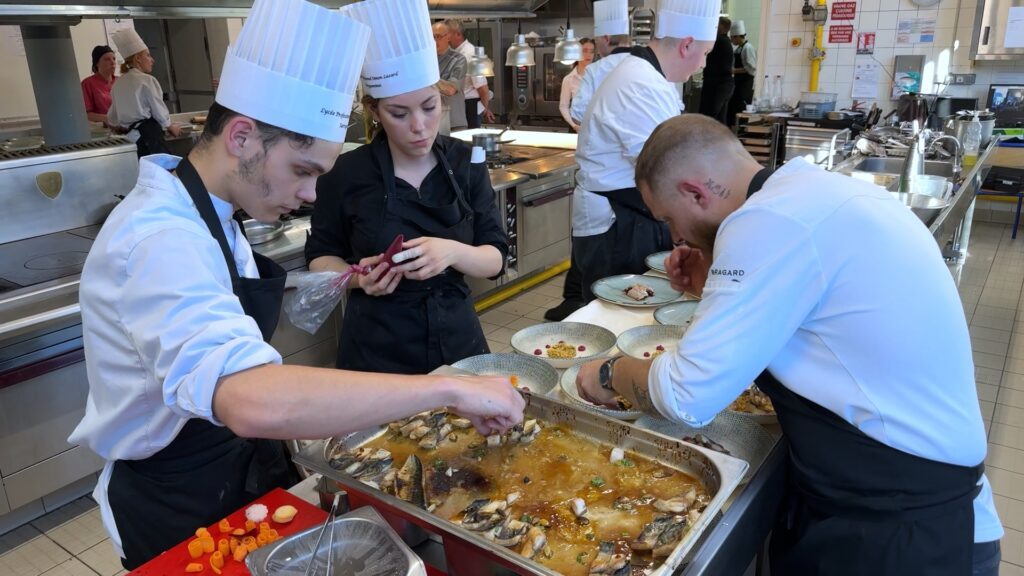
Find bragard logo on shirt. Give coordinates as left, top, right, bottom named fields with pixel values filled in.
left=710, top=268, right=745, bottom=278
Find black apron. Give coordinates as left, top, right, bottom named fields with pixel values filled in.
left=744, top=169, right=982, bottom=575
left=108, top=157, right=299, bottom=570
left=337, top=140, right=488, bottom=374
left=728, top=44, right=755, bottom=127
left=127, top=117, right=171, bottom=158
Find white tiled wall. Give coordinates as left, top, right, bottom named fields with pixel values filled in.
left=759, top=0, right=1024, bottom=111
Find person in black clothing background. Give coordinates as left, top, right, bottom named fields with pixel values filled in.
left=699, top=17, right=735, bottom=125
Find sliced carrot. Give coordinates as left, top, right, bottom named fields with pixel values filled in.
left=199, top=536, right=215, bottom=554
left=217, top=538, right=229, bottom=557
left=229, top=537, right=240, bottom=555
left=244, top=520, right=256, bottom=533
left=258, top=522, right=271, bottom=534
left=187, top=539, right=204, bottom=560
left=185, top=563, right=204, bottom=573
left=195, top=527, right=211, bottom=538
left=256, top=533, right=269, bottom=547
left=210, top=551, right=225, bottom=570
left=231, top=528, right=246, bottom=536
left=232, top=545, right=248, bottom=563
left=210, top=565, right=222, bottom=575
left=217, top=519, right=232, bottom=534
left=242, top=536, right=257, bottom=552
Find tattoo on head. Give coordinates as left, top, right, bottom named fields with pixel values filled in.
left=703, top=178, right=731, bottom=200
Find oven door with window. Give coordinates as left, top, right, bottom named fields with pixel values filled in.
left=533, top=47, right=576, bottom=118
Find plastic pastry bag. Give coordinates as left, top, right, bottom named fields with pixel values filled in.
left=285, top=265, right=366, bottom=335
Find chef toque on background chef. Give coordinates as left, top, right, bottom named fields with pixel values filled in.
left=70, top=0, right=524, bottom=569
left=570, top=0, right=719, bottom=304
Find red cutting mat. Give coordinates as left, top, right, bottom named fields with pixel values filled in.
left=130, top=488, right=327, bottom=576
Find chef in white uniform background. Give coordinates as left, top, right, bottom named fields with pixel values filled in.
left=544, top=0, right=635, bottom=321
left=70, top=0, right=524, bottom=569
left=572, top=0, right=719, bottom=302
left=106, top=28, right=180, bottom=157
left=577, top=115, right=1002, bottom=575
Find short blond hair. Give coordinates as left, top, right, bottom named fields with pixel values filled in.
left=635, top=115, right=745, bottom=194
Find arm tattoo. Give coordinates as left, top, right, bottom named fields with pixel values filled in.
left=704, top=178, right=731, bottom=200
left=630, top=377, right=656, bottom=413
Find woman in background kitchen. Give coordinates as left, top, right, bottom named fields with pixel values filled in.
left=307, top=0, right=507, bottom=375
left=558, top=38, right=595, bottom=131
left=80, top=45, right=117, bottom=126
left=107, top=28, right=180, bottom=157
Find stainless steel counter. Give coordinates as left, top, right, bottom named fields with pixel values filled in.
left=489, top=169, right=530, bottom=191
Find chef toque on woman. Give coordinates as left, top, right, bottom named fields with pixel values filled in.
left=108, top=28, right=179, bottom=156
left=305, top=0, right=508, bottom=374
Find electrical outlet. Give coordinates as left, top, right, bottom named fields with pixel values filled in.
left=951, top=73, right=976, bottom=85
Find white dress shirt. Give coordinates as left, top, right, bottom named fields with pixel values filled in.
left=575, top=54, right=683, bottom=194
left=735, top=41, right=757, bottom=76
left=107, top=68, right=171, bottom=143
left=559, top=67, right=583, bottom=130
left=69, top=155, right=281, bottom=557
left=569, top=51, right=630, bottom=124
left=648, top=157, right=1001, bottom=543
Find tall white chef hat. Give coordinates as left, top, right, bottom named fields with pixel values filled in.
left=593, top=0, right=630, bottom=37
left=654, top=0, right=722, bottom=41
left=215, top=0, right=370, bottom=143
left=111, top=28, right=147, bottom=60
left=730, top=20, right=746, bottom=36
left=341, top=0, right=440, bottom=99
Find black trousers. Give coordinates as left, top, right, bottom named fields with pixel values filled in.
left=465, top=98, right=481, bottom=129
left=572, top=209, right=671, bottom=302
left=700, top=79, right=735, bottom=126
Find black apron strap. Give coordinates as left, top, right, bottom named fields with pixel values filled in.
left=593, top=186, right=657, bottom=219
left=108, top=157, right=296, bottom=570
left=747, top=168, right=774, bottom=198
left=127, top=117, right=170, bottom=158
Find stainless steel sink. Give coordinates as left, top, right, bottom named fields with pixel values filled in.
left=853, top=157, right=955, bottom=178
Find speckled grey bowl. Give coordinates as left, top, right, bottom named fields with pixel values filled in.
left=616, top=325, right=687, bottom=360
left=654, top=300, right=701, bottom=327
left=451, top=353, right=559, bottom=396
left=558, top=365, right=645, bottom=421
left=510, top=322, right=617, bottom=369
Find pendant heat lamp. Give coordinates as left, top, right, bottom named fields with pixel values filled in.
left=468, top=19, right=495, bottom=77
left=506, top=19, right=535, bottom=66
left=554, top=0, right=582, bottom=65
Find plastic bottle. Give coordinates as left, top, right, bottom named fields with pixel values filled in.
left=759, top=74, right=771, bottom=109
left=963, top=112, right=982, bottom=169
left=771, top=75, right=784, bottom=109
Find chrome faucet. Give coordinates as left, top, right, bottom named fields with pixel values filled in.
left=928, top=135, right=964, bottom=184
left=896, top=125, right=926, bottom=194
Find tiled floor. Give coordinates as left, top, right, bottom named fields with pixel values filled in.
left=7, top=220, right=1024, bottom=574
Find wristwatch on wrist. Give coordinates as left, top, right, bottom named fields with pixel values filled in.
left=599, top=357, right=622, bottom=391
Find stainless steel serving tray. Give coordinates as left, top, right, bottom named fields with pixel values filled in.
left=294, top=392, right=748, bottom=576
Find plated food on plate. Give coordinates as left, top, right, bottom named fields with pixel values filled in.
left=452, top=353, right=559, bottom=396
left=591, top=275, right=682, bottom=308
left=327, top=408, right=711, bottom=575
left=616, top=325, right=686, bottom=361
left=728, top=385, right=775, bottom=416
left=511, top=323, right=616, bottom=369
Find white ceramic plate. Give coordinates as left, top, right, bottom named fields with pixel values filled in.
left=591, top=274, right=683, bottom=308
left=616, top=325, right=687, bottom=360
left=510, top=322, right=617, bottom=369
left=452, top=353, right=559, bottom=396
left=654, top=300, right=701, bottom=327
left=558, top=365, right=645, bottom=421
left=645, top=251, right=672, bottom=274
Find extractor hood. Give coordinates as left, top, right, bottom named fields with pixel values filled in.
left=0, top=0, right=541, bottom=19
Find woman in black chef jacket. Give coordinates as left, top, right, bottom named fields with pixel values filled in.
left=306, top=84, right=507, bottom=374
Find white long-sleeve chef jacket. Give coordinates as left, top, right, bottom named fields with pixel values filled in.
left=575, top=53, right=683, bottom=194
left=569, top=51, right=630, bottom=124
left=69, top=155, right=281, bottom=557
left=648, top=157, right=1002, bottom=543
left=572, top=52, right=682, bottom=237
left=107, top=68, right=171, bottom=143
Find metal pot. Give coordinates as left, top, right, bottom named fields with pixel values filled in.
left=897, top=92, right=930, bottom=127
left=471, top=128, right=515, bottom=153
left=944, top=111, right=996, bottom=147
left=243, top=219, right=285, bottom=245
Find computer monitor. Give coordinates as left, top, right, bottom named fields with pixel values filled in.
left=987, top=84, right=1024, bottom=127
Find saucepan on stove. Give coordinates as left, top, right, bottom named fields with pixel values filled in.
left=243, top=219, right=285, bottom=245
left=472, top=128, right=515, bottom=154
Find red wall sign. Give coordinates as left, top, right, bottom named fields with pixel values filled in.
left=829, top=25, right=855, bottom=43
left=831, top=1, right=857, bottom=20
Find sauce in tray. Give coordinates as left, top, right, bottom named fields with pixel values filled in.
left=333, top=417, right=709, bottom=576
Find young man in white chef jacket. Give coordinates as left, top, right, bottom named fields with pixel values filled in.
left=70, top=0, right=524, bottom=569
left=572, top=0, right=718, bottom=303
left=576, top=114, right=1002, bottom=575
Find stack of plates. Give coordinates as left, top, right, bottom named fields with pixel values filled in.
left=645, top=251, right=672, bottom=274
